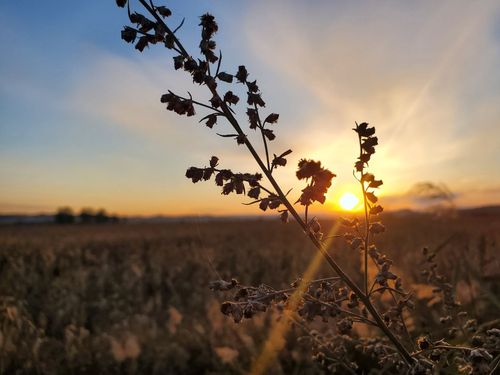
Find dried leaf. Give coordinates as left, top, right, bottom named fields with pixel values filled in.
left=366, top=192, right=378, bottom=203
left=370, top=222, right=385, bottom=234
left=209, top=156, right=219, bottom=168
left=248, top=186, right=260, bottom=199
left=246, top=108, right=259, bottom=129
left=369, top=179, right=383, bottom=189
left=361, top=173, right=374, bottom=182
left=186, top=167, right=204, bottom=183
left=121, top=27, right=137, bottom=43
left=264, top=113, right=279, bottom=124
left=135, top=36, right=149, bottom=52
left=217, top=72, right=233, bottom=83
left=173, top=55, right=184, bottom=70
left=262, top=129, right=275, bottom=141
left=247, top=92, right=265, bottom=107
left=247, top=80, right=259, bottom=93
left=354, top=122, right=375, bottom=137
left=259, top=199, right=269, bottom=211
left=205, top=114, right=217, bottom=128
left=370, top=205, right=384, bottom=215
left=235, top=65, right=248, bottom=83
left=222, top=182, right=234, bottom=195
left=236, top=134, right=246, bottom=145
left=224, top=91, right=239, bottom=105
left=156, top=6, right=172, bottom=18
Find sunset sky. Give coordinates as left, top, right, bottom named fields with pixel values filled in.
left=1, top=1, right=500, bottom=216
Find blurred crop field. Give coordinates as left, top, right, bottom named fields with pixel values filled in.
left=0, top=212, right=499, bottom=374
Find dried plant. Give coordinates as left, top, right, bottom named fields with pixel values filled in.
left=116, top=1, right=499, bottom=373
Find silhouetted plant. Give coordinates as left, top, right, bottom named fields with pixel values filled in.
left=116, top=1, right=498, bottom=373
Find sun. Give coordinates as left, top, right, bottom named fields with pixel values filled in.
left=339, top=192, right=360, bottom=211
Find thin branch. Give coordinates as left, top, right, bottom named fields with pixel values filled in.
left=215, top=50, right=223, bottom=77
left=254, top=103, right=271, bottom=171
left=173, top=17, right=185, bottom=34
left=138, top=0, right=189, bottom=57
left=170, top=91, right=224, bottom=114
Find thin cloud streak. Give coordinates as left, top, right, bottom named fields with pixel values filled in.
left=245, top=0, right=500, bottom=205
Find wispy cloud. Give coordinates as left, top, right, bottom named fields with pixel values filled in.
left=65, top=49, right=261, bottom=166
left=244, top=0, right=500, bottom=201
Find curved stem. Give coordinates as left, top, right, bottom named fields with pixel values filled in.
left=133, top=1, right=414, bottom=366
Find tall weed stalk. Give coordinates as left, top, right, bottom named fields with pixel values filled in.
left=115, top=1, right=499, bottom=373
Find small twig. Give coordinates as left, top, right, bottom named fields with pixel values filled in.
left=173, top=17, right=185, bottom=34
left=489, top=355, right=500, bottom=375
left=171, top=91, right=224, bottom=114
left=215, top=50, right=223, bottom=77
left=254, top=104, right=271, bottom=171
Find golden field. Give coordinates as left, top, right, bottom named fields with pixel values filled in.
left=0, top=212, right=499, bottom=374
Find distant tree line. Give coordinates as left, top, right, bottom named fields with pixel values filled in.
left=54, top=207, right=120, bottom=224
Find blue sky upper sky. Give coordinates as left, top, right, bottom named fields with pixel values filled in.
left=1, top=0, right=500, bottom=215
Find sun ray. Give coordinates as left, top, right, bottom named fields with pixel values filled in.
left=385, top=1, right=492, bottom=148
left=249, top=220, right=342, bottom=375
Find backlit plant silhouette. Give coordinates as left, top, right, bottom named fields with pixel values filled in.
left=116, top=1, right=499, bottom=373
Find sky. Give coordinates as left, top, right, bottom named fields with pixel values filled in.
left=1, top=0, right=500, bottom=216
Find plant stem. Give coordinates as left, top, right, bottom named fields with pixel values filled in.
left=170, top=91, right=224, bottom=114
left=136, top=1, right=414, bottom=365
left=219, top=99, right=413, bottom=365
left=357, top=131, right=370, bottom=297
left=252, top=104, right=271, bottom=171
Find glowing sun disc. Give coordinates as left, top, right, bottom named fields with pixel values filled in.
left=339, top=192, right=359, bottom=210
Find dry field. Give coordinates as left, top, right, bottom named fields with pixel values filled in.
left=0, top=212, right=499, bottom=374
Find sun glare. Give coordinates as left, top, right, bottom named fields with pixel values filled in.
left=339, top=192, right=359, bottom=211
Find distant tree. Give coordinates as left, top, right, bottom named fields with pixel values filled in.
left=95, top=208, right=109, bottom=223
left=79, top=207, right=96, bottom=224
left=109, top=214, right=120, bottom=223
left=78, top=207, right=118, bottom=224
left=54, top=207, right=75, bottom=224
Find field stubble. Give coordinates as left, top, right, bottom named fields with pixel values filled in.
left=0, top=213, right=499, bottom=374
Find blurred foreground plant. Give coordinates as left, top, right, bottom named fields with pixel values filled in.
left=116, top=1, right=499, bottom=373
